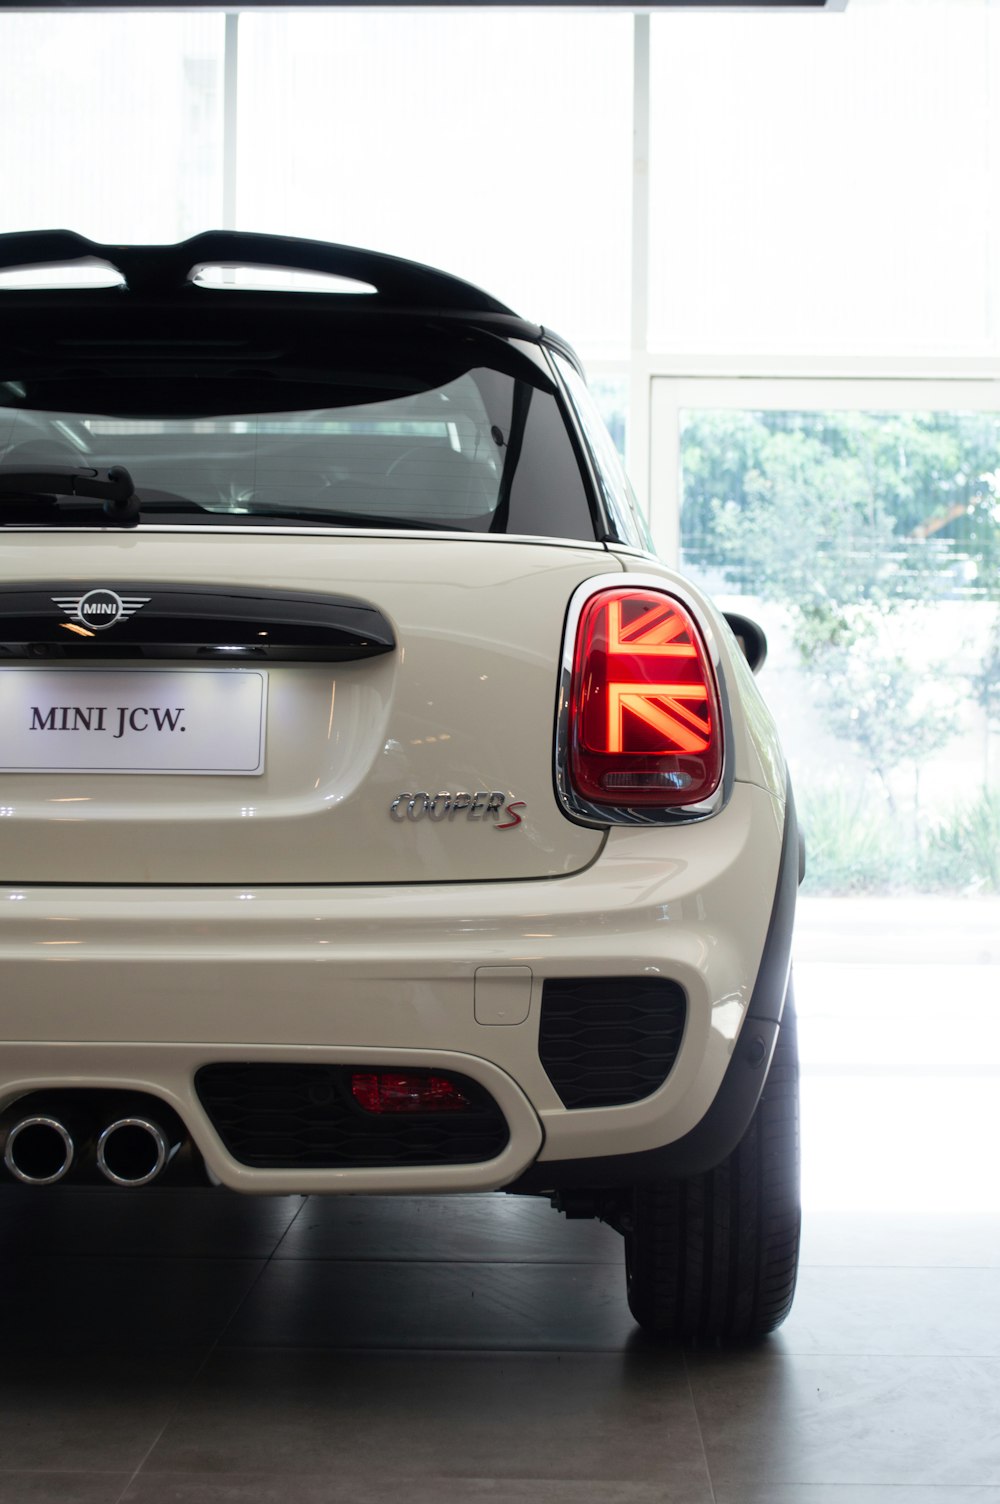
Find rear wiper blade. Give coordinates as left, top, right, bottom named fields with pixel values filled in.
left=0, top=465, right=140, bottom=528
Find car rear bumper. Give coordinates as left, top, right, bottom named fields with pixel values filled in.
left=0, top=780, right=786, bottom=1194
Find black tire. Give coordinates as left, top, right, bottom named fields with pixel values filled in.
left=624, top=985, right=800, bottom=1344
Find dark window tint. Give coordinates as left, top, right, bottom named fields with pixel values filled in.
left=0, top=326, right=596, bottom=540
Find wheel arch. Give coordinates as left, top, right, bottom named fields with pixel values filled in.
left=505, top=774, right=801, bottom=1194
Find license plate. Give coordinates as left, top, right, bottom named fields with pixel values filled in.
left=0, top=668, right=267, bottom=775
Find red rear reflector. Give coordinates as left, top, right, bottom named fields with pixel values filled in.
left=350, top=1071, right=472, bottom=1114
left=569, top=589, right=722, bottom=807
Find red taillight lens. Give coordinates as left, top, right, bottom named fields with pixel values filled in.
left=350, top=1071, right=472, bottom=1114
left=568, top=588, right=722, bottom=807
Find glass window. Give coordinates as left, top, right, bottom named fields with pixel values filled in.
left=588, top=372, right=629, bottom=463
left=0, top=339, right=595, bottom=541
left=557, top=356, right=652, bottom=552
left=649, top=1, right=996, bottom=356
left=235, top=13, right=633, bottom=360
left=675, top=397, right=1000, bottom=897
left=0, top=16, right=225, bottom=244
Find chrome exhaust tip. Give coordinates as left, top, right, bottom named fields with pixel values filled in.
left=96, top=1116, right=178, bottom=1187
left=3, top=1115, right=76, bottom=1185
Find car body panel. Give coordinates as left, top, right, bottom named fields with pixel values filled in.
left=0, top=233, right=797, bottom=1234
left=0, top=531, right=620, bottom=884
left=0, top=778, right=782, bottom=1192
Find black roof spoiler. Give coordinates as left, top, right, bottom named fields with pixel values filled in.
left=0, top=229, right=519, bottom=316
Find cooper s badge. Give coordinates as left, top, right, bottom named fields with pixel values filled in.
left=390, top=791, right=525, bottom=829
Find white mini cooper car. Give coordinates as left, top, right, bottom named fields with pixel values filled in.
left=0, top=230, right=801, bottom=1343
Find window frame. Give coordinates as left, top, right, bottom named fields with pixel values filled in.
left=650, top=376, right=1000, bottom=568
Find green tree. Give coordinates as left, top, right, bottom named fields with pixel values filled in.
left=817, top=646, right=953, bottom=817
left=680, top=407, right=1000, bottom=853
left=681, top=408, right=1000, bottom=630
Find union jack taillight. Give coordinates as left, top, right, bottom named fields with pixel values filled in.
left=568, top=588, right=723, bottom=809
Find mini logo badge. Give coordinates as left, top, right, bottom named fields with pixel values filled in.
left=52, top=589, right=150, bottom=631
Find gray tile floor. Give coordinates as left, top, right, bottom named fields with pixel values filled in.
left=1, top=896, right=999, bottom=1503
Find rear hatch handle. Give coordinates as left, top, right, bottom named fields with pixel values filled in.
left=0, top=584, right=396, bottom=662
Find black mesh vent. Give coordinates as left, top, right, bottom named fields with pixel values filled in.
left=539, top=978, right=687, bottom=1109
left=195, top=1064, right=510, bottom=1169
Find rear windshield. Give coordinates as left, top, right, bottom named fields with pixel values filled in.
left=0, top=331, right=595, bottom=540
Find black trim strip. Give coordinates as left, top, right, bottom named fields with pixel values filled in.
left=0, top=583, right=395, bottom=662
left=0, top=2, right=842, bottom=9
left=506, top=776, right=800, bottom=1192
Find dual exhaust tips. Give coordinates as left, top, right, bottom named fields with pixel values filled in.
left=3, top=1109, right=179, bottom=1187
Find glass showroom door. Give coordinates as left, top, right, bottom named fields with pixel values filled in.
left=650, top=378, right=1000, bottom=897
